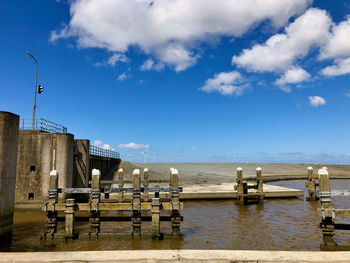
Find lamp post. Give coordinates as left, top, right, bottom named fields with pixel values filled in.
left=27, top=51, right=38, bottom=130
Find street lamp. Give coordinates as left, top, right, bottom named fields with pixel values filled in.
left=27, top=51, right=38, bottom=130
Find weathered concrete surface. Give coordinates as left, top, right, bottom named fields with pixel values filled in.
left=1, top=250, right=350, bottom=262
left=0, top=111, right=19, bottom=237
left=74, top=139, right=90, bottom=188
left=181, top=182, right=304, bottom=199
left=90, top=155, right=120, bottom=180
left=15, top=130, right=74, bottom=202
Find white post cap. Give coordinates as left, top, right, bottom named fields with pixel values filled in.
left=256, top=167, right=262, bottom=171
left=237, top=167, right=242, bottom=171
left=118, top=168, right=124, bottom=173
left=50, top=170, right=58, bottom=176
left=133, top=169, right=140, bottom=175
left=171, top=169, right=179, bottom=175
left=144, top=168, right=148, bottom=172
left=92, top=168, right=101, bottom=176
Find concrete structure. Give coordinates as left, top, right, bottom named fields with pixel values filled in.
left=180, top=183, right=303, bottom=200
left=1, top=250, right=350, bottom=262
left=74, top=139, right=90, bottom=188
left=15, top=130, right=120, bottom=204
left=15, top=130, right=74, bottom=202
left=0, top=111, right=19, bottom=238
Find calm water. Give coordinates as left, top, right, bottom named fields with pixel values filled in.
left=2, top=180, right=350, bottom=251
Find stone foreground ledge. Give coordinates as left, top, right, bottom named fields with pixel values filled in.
left=1, top=250, right=350, bottom=263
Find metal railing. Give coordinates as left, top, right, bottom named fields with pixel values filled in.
left=90, top=145, right=120, bottom=159
left=20, top=118, right=67, bottom=133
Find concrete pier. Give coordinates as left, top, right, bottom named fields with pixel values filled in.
left=1, top=250, right=350, bottom=263
left=0, top=111, right=19, bottom=238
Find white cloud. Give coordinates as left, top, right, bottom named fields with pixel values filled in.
left=319, top=17, right=350, bottom=76
left=51, top=0, right=311, bottom=71
left=321, top=57, right=350, bottom=76
left=200, top=71, right=248, bottom=96
left=191, top=146, right=196, bottom=150
left=320, top=17, right=350, bottom=59
left=117, top=72, right=128, bottom=81
left=275, top=66, right=310, bottom=88
left=93, top=140, right=115, bottom=151
left=118, top=142, right=150, bottom=149
left=232, top=8, right=332, bottom=72
left=108, top=53, right=129, bottom=66
left=346, top=91, right=350, bottom=98
left=308, top=96, right=326, bottom=107
left=140, top=59, right=164, bottom=71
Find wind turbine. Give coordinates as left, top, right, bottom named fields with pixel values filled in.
left=128, top=154, right=133, bottom=162
left=152, top=152, right=157, bottom=163
left=141, top=150, right=148, bottom=163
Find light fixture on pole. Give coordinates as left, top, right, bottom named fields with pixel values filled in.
left=27, top=51, right=38, bottom=130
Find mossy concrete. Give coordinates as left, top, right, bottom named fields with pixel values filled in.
left=0, top=111, right=19, bottom=237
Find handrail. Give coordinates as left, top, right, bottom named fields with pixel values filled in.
left=20, top=118, right=67, bottom=133
left=90, top=145, right=120, bottom=159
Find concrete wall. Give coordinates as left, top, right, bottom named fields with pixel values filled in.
left=90, top=155, right=120, bottom=180
left=74, top=140, right=90, bottom=188
left=0, top=112, right=19, bottom=238
left=15, top=131, right=74, bottom=202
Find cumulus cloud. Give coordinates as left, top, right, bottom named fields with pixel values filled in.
left=200, top=71, right=248, bottom=96
left=118, top=142, right=150, bottom=149
left=93, top=140, right=115, bottom=151
left=320, top=17, right=350, bottom=59
left=51, top=0, right=311, bottom=71
left=232, top=8, right=332, bottom=72
left=117, top=72, right=129, bottom=81
left=319, top=17, right=350, bottom=76
left=140, top=59, right=164, bottom=71
left=275, top=66, right=310, bottom=90
left=321, top=57, right=350, bottom=76
left=308, top=96, right=326, bottom=107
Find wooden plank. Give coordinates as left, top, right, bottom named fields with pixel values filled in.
left=43, top=202, right=184, bottom=212
left=317, top=208, right=350, bottom=218
left=331, top=190, right=350, bottom=197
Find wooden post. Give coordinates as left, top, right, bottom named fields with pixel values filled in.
left=65, top=198, right=76, bottom=239
left=132, top=169, right=141, bottom=237
left=118, top=168, right=124, bottom=201
left=319, top=168, right=335, bottom=247
left=306, top=167, right=317, bottom=201
left=242, top=181, right=248, bottom=205
left=143, top=168, right=149, bottom=201
left=151, top=197, right=161, bottom=239
left=170, top=168, right=181, bottom=236
left=44, top=170, right=59, bottom=239
left=235, top=167, right=244, bottom=205
left=90, top=169, right=101, bottom=239
left=256, top=167, right=264, bottom=204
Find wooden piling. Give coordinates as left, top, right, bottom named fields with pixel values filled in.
left=306, top=167, right=318, bottom=201
left=170, top=169, right=181, bottom=236
left=90, top=169, right=101, bottom=238
left=44, top=170, right=59, bottom=239
left=151, top=197, right=161, bottom=239
left=65, top=198, right=76, bottom=239
left=256, top=167, right=264, bottom=204
left=132, top=169, right=141, bottom=237
left=118, top=168, right=124, bottom=201
left=319, top=168, right=335, bottom=248
left=143, top=168, right=149, bottom=201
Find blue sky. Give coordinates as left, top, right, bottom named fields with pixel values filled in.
left=1, top=0, right=350, bottom=163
